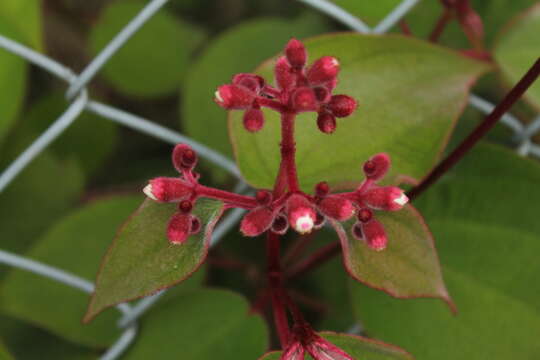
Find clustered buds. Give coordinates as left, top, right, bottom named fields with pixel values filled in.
left=143, top=144, right=202, bottom=245
left=215, top=38, right=358, bottom=134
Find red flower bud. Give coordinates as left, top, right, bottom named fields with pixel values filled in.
left=172, top=144, right=198, bottom=172
left=167, top=213, right=192, bottom=244
left=287, top=194, right=317, bottom=234
left=243, top=108, right=265, bottom=132
left=363, top=186, right=408, bottom=211
left=144, top=177, right=192, bottom=202
left=275, top=56, right=296, bottom=91
left=285, top=38, right=307, bottom=69
left=271, top=213, right=289, bottom=235
left=255, top=190, right=272, bottom=206
left=178, top=200, right=193, bottom=213
left=214, top=84, right=255, bottom=109
left=232, top=73, right=265, bottom=93
left=362, top=219, right=387, bottom=251
left=317, top=112, right=336, bottom=134
left=291, top=87, right=318, bottom=112
left=327, top=95, right=357, bottom=118
left=318, top=196, right=354, bottom=221
left=313, top=86, right=331, bottom=103
left=357, top=208, right=373, bottom=223
left=240, top=207, right=275, bottom=237
left=307, top=56, right=339, bottom=85
left=314, top=181, right=330, bottom=197
left=363, top=153, right=390, bottom=181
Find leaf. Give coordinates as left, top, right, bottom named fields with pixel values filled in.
left=0, top=340, right=13, bottom=360
left=350, top=143, right=540, bottom=359
left=85, top=198, right=225, bottom=322
left=229, top=34, right=490, bottom=191
left=258, top=332, right=413, bottom=360
left=182, top=14, right=331, bottom=158
left=0, top=0, right=42, bottom=49
left=0, top=196, right=143, bottom=347
left=329, top=0, right=402, bottom=26
left=330, top=205, right=452, bottom=306
left=89, top=1, right=205, bottom=97
left=124, top=289, right=268, bottom=359
left=494, top=3, right=540, bottom=109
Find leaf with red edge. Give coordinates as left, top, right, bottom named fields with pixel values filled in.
left=258, top=331, right=413, bottom=359
left=84, top=198, right=224, bottom=322
left=329, top=205, right=453, bottom=308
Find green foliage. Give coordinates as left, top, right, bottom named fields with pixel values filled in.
left=124, top=289, right=268, bottom=359
left=495, top=3, right=540, bottom=109
left=86, top=198, right=224, bottom=321
left=0, top=340, right=13, bottom=360
left=89, top=1, right=206, bottom=97
left=329, top=0, right=402, bottom=26
left=350, top=143, right=540, bottom=359
left=230, top=33, right=490, bottom=191
left=0, top=0, right=42, bottom=49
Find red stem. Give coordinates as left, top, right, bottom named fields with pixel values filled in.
left=429, top=8, right=453, bottom=42
left=408, top=57, right=540, bottom=201
left=281, top=112, right=300, bottom=192
left=399, top=20, right=412, bottom=36
left=285, top=241, right=341, bottom=280
left=196, top=184, right=258, bottom=208
left=266, top=232, right=291, bottom=348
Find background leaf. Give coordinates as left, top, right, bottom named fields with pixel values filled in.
left=350, top=143, right=540, bottom=359
left=0, top=340, right=13, bottom=360
left=89, top=1, right=205, bottom=97
left=259, top=332, right=413, bottom=360
left=85, top=198, right=224, bottom=321
left=328, top=0, right=402, bottom=26
left=494, top=3, right=540, bottom=109
left=229, top=33, right=490, bottom=191
left=124, top=288, right=268, bottom=360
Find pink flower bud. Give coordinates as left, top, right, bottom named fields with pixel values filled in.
left=144, top=177, right=192, bottom=202
left=172, top=144, right=198, bottom=172
left=240, top=207, right=275, bottom=237
left=318, top=196, right=354, bottom=221
left=285, top=38, right=307, bottom=69
left=271, top=213, right=289, bottom=235
left=307, top=56, right=339, bottom=85
left=255, top=190, right=273, bottom=206
left=357, top=208, right=373, bottom=223
left=313, top=86, right=331, bottom=103
left=243, top=108, right=265, bottom=132
left=317, top=112, right=336, bottom=134
left=291, top=87, right=318, bottom=112
left=363, top=153, right=390, bottom=181
left=232, top=73, right=265, bottom=93
left=167, top=213, right=192, bottom=244
left=214, top=84, right=255, bottom=109
left=362, top=219, right=388, bottom=251
left=275, top=56, right=296, bottom=91
left=178, top=200, right=193, bottom=213
left=280, top=341, right=305, bottom=360
left=314, top=181, right=330, bottom=197
left=363, top=186, right=408, bottom=211
left=305, top=336, right=354, bottom=360
left=287, top=194, right=317, bottom=234
left=327, top=95, right=357, bottom=118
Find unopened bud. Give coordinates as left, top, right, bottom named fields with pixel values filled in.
left=363, top=186, right=408, bottom=211
left=307, top=56, right=339, bottom=85
left=287, top=194, right=317, bottom=234
left=240, top=207, right=275, bottom=237
left=327, top=95, right=357, bottom=118
left=357, top=208, right=373, bottom=223
left=315, top=181, right=330, bottom=197
left=275, top=56, right=296, bottom=91
left=215, top=84, right=255, bottom=109
left=172, top=144, right=198, bottom=172
left=285, top=38, right=307, bottom=69
left=178, top=200, right=193, bottom=213
left=313, top=86, right=331, bottom=103
left=167, top=213, right=191, bottom=244
left=144, top=177, right=192, bottom=202
left=362, top=219, right=388, bottom=251
left=318, top=196, right=354, bottom=221
left=255, top=190, right=273, bottom=206
left=232, top=73, right=265, bottom=93
left=317, top=112, right=336, bottom=134
left=363, top=153, right=390, bottom=181
left=291, top=87, right=318, bottom=112
left=243, top=108, right=265, bottom=132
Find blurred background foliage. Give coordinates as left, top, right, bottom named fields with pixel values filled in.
left=0, top=0, right=539, bottom=359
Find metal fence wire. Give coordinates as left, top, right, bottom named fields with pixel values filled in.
left=0, top=0, right=539, bottom=358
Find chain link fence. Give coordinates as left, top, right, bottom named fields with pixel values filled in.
left=0, top=0, right=538, bottom=358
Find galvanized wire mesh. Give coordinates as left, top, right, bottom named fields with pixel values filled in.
left=0, top=0, right=538, bottom=357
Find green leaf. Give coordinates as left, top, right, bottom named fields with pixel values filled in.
left=182, top=15, right=330, bottom=158
left=229, top=34, right=490, bottom=191
left=495, top=3, right=540, bottom=109
left=0, top=196, right=141, bottom=347
left=329, top=0, right=402, bottom=26
left=0, top=0, right=42, bottom=49
left=258, top=332, right=413, bottom=360
left=89, top=1, right=205, bottom=97
left=330, top=205, right=452, bottom=305
left=0, top=151, right=84, bottom=254
left=0, top=340, right=13, bottom=360
left=124, top=289, right=268, bottom=359
left=85, top=198, right=225, bottom=322
left=350, top=143, right=540, bottom=359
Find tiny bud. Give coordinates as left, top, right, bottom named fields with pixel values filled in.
left=287, top=194, right=317, bottom=234
left=167, top=213, right=191, bottom=244
left=357, top=208, right=373, bottom=223
left=243, top=108, right=265, bottom=132
left=190, top=216, right=201, bottom=234
left=240, top=207, right=275, bottom=237
left=317, top=112, right=336, bottom=134
left=314, top=212, right=326, bottom=229
left=285, top=38, right=307, bottom=69
left=172, top=144, right=198, bottom=172
left=275, top=56, right=296, bottom=90
left=363, top=153, right=390, bottom=181
left=255, top=190, right=273, bottom=206
left=327, top=95, right=357, bottom=118
left=214, top=84, right=255, bottom=109
left=315, top=181, right=330, bottom=197
left=144, top=177, right=192, bottom=202
left=318, top=196, right=354, bottom=221
left=178, top=200, right=193, bottom=213
left=363, top=219, right=388, bottom=251
left=271, top=214, right=289, bottom=235
left=363, top=186, right=408, bottom=211
left=291, top=87, right=318, bottom=112
left=307, top=56, right=340, bottom=85
left=232, top=73, right=265, bottom=93
left=313, top=86, right=331, bottom=103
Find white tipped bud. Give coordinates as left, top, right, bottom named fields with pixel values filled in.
left=393, top=193, right=409, bottom=206
left=294, top=214, right=314, bottom=234
left=143, top=184, right=157, bottom=200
